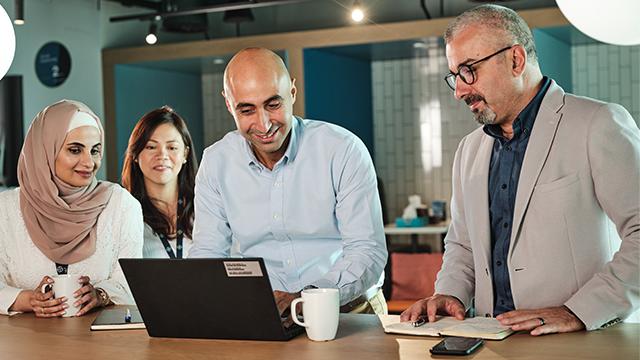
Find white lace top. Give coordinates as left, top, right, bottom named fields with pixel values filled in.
left=0, top=186, right=144, bottom=314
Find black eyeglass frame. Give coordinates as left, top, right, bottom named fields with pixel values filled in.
left=444, top=45, right=515, bottom=91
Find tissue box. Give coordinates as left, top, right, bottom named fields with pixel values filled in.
left=395, top=217, right=428, bottom=227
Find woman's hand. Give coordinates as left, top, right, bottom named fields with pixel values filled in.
left=29, top=276, right=68, bottom=317
left=74, top=276, right=103, bottom=316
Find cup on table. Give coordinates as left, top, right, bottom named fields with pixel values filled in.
left=290, top=288, right=340, bottom=341
left=41, top=275, right=81, bottom=317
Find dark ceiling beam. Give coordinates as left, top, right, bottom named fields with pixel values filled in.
left=107, top=0, right=163, bottom=11
left=109, top=0, right=316, bottom=22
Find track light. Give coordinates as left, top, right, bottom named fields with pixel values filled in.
left=351, top=0, right=364, bottom=23
left=145, top=18, right=159, bottom=45
left=14, top=0, right=24, bottom=25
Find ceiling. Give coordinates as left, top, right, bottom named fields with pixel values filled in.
left=106, top=0, right=560, bottom=41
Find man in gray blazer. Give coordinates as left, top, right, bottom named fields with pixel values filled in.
left=401, top=4, right=639, bottom=335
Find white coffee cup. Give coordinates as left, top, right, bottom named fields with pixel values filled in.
left=41, top=275, right=81, bottom=317
left=290, top=288, right=340, bottom=341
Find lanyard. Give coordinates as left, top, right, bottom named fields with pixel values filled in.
left=158, top=196, right=184, bottom=259
left=55, top=263, right=68, bottom=275
left=158, top=230, right=183, bottom=259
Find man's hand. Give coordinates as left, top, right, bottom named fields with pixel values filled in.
left=496, top=306, right=586, bottom=335
left=400, top=294, right=465, bottom=323
left=273, top=290, right=301, bottom=327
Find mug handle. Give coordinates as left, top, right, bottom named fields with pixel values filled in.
left=290, top=298, right=307, bottom=327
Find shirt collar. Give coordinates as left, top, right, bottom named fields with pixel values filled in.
left=483, top=76, right=551, bottom=141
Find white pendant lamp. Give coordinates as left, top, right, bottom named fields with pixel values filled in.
left=555, top=0, right=640, bottom=46
left=0, top=4, right=16, bottom=80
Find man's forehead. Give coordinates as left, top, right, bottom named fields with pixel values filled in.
left=446, top=27, right=494, bottom=66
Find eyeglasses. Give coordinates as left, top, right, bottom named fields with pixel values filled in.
left=444, top=45, right=514, bottom=91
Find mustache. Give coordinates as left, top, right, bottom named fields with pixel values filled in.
left=464, top=94, right=485, bottom=106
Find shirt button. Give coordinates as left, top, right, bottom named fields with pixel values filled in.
left=496, top=260, right=502, bottom=266
left=501, top=184, right=507, bottom=190
left=273, top=213, right=279, bottom=220
left=503, top=222, right=509, bottom=228
left=286, top=259, right=292, bottom=265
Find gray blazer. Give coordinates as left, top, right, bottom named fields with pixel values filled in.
left=435, top=81, right=640, bottom=330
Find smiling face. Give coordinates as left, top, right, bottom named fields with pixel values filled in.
left=446, top=26, right=519, bottom=126
left=136, top=123, right=188, bottom=189
left=54, top=126, right=102, bottom=187
left=223, top=49, right=296, bottom=167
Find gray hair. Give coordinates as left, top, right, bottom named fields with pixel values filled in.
left=444, top=4, right=538, bottom=64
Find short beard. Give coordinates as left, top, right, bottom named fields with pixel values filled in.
left=473, top=107, right=497, bottom=125
left=464, top=94, right=497, bottom=125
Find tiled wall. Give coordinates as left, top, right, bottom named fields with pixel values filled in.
left=372, top=39, right=478, bottom=225
left=201, top=73, right=236, bottom=148
left=572, top=44, right=640, bottom=126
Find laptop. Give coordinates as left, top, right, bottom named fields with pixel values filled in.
left=119, top=258, right=304, bottom=341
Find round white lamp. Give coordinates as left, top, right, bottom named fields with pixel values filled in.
left=556, top=0, right=640, bottom=46
left=0, top=5, right=16, bottom=80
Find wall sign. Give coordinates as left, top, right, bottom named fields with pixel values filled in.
left=35, top=42, right=71, bottom=87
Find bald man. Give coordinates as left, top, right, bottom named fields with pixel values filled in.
left=190, top=48, right=388, bottom=317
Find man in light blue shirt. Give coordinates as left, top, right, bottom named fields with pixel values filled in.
left=190, top=48, right=388, bottom=316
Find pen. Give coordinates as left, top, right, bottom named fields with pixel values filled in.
left=412, top=316, right=427, bottom=327
left=124, top=308, right=132, bottom=323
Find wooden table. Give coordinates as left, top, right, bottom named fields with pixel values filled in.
left=384, top=223, right=449, bottom=252
left=2, top=308, right=638, bottom=360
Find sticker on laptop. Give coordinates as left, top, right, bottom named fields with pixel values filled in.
left=223, top=261, right=264, bottom=277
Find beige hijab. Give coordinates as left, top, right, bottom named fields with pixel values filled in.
left=17, top=100, right=115, bottom=264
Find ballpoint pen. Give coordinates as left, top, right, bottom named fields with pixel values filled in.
left=412, top=316, right=427, bottom=327
left=124, top=308, right=132, bottom=323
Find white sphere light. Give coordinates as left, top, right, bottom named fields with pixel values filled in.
left=351, top=8, right=364, bottom=23
left=145, top=33, right=157, bottom=45
left=556, top=0, right=640, bottom=46
left=0, top=5, right=16, bottom=80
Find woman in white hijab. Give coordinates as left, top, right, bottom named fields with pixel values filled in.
left=0, top=100, right=143, bottom=317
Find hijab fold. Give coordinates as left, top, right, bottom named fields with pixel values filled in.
left=17, top=100, right=114, bottom=264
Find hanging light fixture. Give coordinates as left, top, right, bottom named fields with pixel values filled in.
left=351, top=0, right=365, bottom=23
left=13, top=0, right=24, bottom=25
left=0, top=4, right=16, bottom=80
left=145, top=17, right=160, bottom=45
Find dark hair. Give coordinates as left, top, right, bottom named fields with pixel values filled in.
left=121, top=106, right=197, bottom=239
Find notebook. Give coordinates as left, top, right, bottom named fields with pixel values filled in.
left=91, top=307, right=145, bottom=331
left=379, top=314, right=514, bottom=340
left=119, top=258, right=304, bottom=341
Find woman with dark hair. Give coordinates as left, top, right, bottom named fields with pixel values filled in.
left=122, top=106, right=197, bottom=259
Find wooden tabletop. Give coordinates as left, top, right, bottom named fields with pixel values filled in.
left=2, top=308, right=638, bottom=360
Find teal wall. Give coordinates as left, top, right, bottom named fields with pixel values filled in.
left=534, top=29, right=573, bottom=92
left=303, top=49, right=374, bottom=156
left=114, top=65, right=203, bottom=177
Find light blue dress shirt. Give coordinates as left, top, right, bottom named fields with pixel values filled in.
left=190, top=117, right=387, bottom=305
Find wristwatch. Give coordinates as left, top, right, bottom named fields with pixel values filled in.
left=95, top=287, right=110, bottom=307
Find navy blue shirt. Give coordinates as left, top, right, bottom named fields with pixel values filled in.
left=484, top=76, right=551, bottom=316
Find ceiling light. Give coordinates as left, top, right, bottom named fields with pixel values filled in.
left=13, top=0, right=24, bottom=25
left=0, top=4, right=16, bottom=80
left=351, top=0, right=364, bottom=23
left=213, top=58, right=225, bottom=65
left=556, top=0, right=640, bottom=46
left=145, top=22, right=158, bottom=45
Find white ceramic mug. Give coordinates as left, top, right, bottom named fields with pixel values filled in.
left=290, top=288, right=340, bottom=341
left=41, top=275, right=81, bottom=317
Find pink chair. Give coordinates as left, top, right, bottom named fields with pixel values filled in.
left=387, top=252, right=443, bottom=314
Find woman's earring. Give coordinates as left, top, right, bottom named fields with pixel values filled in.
left=183, top=159, right=187, bottom=164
